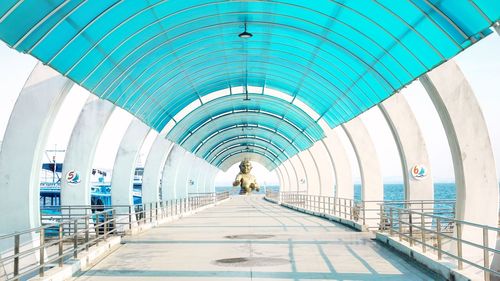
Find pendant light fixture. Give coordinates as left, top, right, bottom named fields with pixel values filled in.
left=239, top=22, right=252, bottom=38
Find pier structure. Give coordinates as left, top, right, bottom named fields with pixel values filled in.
left=0, top=2, right=499, bottom=280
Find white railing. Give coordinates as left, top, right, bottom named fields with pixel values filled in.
left=266, top=191, right=498, bottom=280
left=0, top=192, right=229, bottom=281
left=380, top=204, right=499, bottom=280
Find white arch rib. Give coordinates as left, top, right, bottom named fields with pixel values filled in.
left=61, top=96, right=115, bottom=206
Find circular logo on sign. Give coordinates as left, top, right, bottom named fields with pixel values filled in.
left=66, top=170, right=81, bottom=184
left=411, top=165, right=427, bottom=180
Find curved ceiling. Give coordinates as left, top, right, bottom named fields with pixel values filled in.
left=203, top=136, right=290, bottom=161
left=181, top=114, right=311, bottom=153
left=194, top=126, right=300, bottom=157
left=167, top=92, right=323, bottom=165
left=0, top=1, right=498, bottom=169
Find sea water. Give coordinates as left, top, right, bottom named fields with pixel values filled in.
left=215, top=183, right=457, bottom=201
left=353, top=183, right=456, bottom=201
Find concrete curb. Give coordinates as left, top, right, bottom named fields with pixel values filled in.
left=28, top=198, right=230, bottom=281
left=376, top=232, right=474, bottom=281
left=29, top=236, right=121, bottom=281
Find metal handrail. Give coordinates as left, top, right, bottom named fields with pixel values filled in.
left=266, top=191, right=497, bottom=279
left=267, top=192, right=455, bottom=228
left=380, top=204, right=500, bottom=280
left=1, top=192, right=229, bottom=281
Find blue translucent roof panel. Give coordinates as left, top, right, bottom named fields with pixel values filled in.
left=168, top=93, right=323, bottom=146
left=0, top=0, right=498, bottom=164
left=181, top=113, right=313, bottom=154
left=194, top=127, right=300, bottom=159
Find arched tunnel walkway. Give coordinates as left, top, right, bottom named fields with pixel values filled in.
left=74, top=196, right=440, bottom=281
left=0, top=2, right=499, bottom=281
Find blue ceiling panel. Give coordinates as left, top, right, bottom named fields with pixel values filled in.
left=1, top=0, right=497, bottom=168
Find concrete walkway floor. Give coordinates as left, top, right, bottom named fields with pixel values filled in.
left=74, top=196, right=442, bottom=281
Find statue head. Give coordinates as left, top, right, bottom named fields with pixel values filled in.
left=239, top=160, right=252, bottom=174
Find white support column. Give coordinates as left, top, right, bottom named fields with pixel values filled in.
left=0, top=64, right=73, bottom=235
left=379, top=93, right=433, bottom=201
left=142, top=135, right=173, bottom=204
left=283, top=160, right=298, bottom=192
left=111, top=119, right=150, bottom=206
left=205, top=166, right=218, bottom=193
left=290, top=155, right=307, bottom=193
left=492, top=24, right=500, bottom=275
left=278, top=163, right=290, bottom=191
left=162, top=144, right=186, bottom=200
left=174, top=151, right=195, bottom=198
left=194, top=159, right=207, bottom=193
left=420, top=60, right=498, bottom=256
left=308, top=141, right=336, bottom=196
left=274, top=166, right=285, bottom=191
left=197, top=159, right=210, bottom=192
left=186, top=154, right=201, bottom=194
left=198, top=161, right=210, bottom=192
left=298, top=150, right=321, bottom=195
left=281, top=162, right=292, bottom=191
left=61, top=97, right=115, bottom=206
left=321, top=129, right=353, bottom=199
left=342, top=117, right=383, bottom=228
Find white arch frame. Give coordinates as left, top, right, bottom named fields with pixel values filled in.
left=0, top=63, right=73, bottom=234
left=60, top=97, right=115, bottom=206
left=420, top=60, right=498, bottom=257
left=378, top=92, right=434, bottom=201
left=342, top=117, right=383, bottom=228
left=321, top=129, right=353, bottom=199
left=111, top=119, right=151, bottom=206
left=142, top=134, right=173, bottom=203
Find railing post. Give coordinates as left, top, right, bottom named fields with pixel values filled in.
left=420, top=213, right=426, bottom=253
left=409, top=212, right=413, bottom=246
left=333, top=198, right=337, bottom=216
left=85, top=216, right=90, bottom=251
left=39, top=228, right=45, bottom=277
left=349, top=200, right=353, bottom=220
left=436, top=217, right=442, bottom=260
left=389, top=208, right=394, bottom=236
left=128, top=205, right=132, bottom=230
left=343, top=199, right=347, bottom=218
left=58, top=223, right=63, bottom=266
left=328, top=197, right=331, bottom=214
left=149, top=203, right=153, bottom=223
left=483, top=227, right=490, bottom=281
left=362, top=201, right=366, bottom=225
left=456, top=222, right=463, bottom=270
left=73, top=220, right=78, bottom=258
left=397, top=209, right=402, bottom=241
left=166, top=201, right=169, bottom=217
left=111, top=209, right=116, bottom=235
left=104, top=212, right=108, bottom=240
left=155, top=202, right=159, bottom=221
left=14, top=233, right=20, bottom=279
left=379, top=204, right=383, bottom=229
